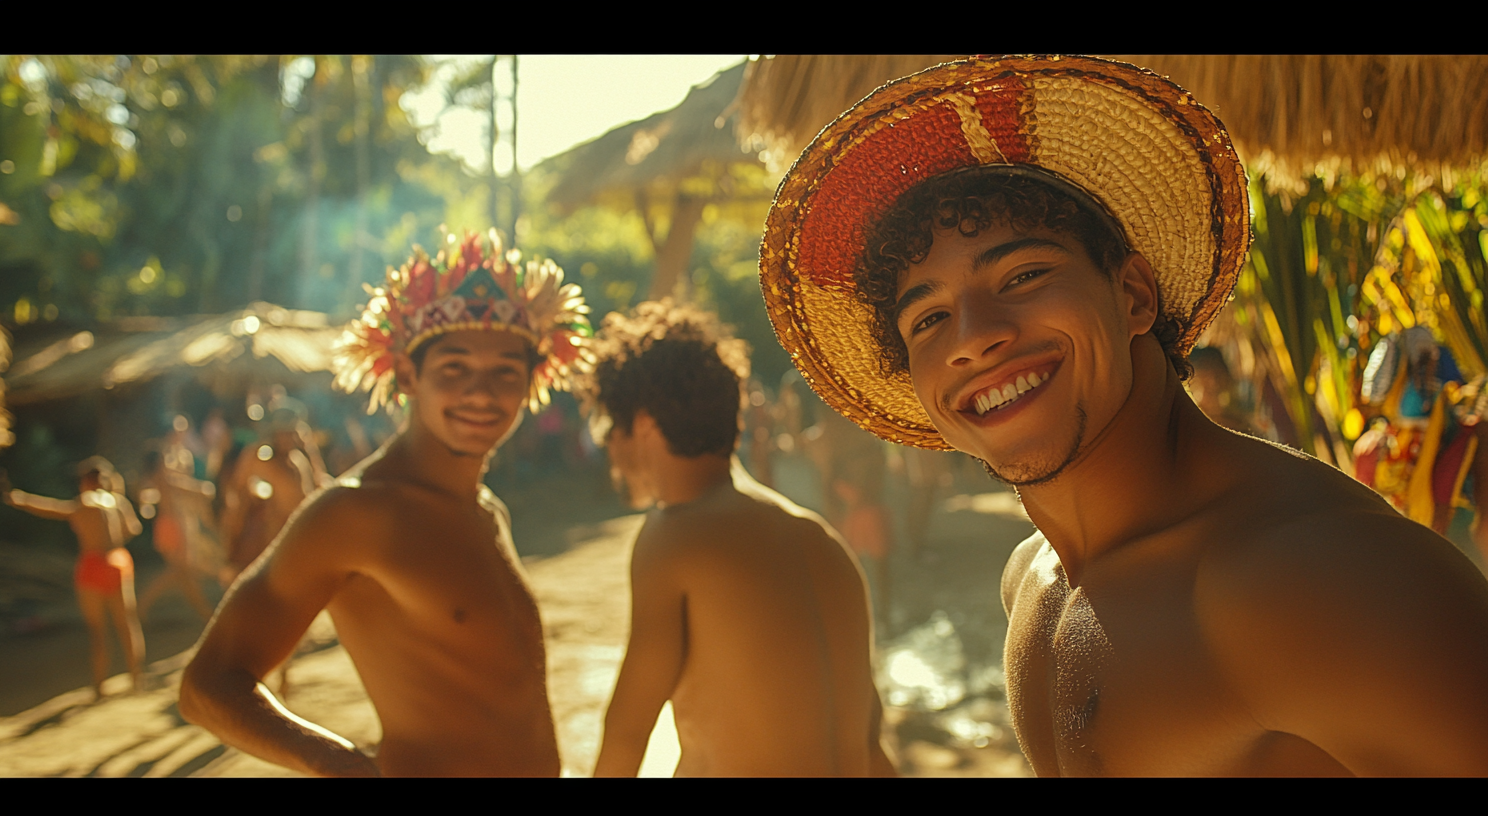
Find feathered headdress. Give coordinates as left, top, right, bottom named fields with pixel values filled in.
left=334, top=228, right=592, bottom=414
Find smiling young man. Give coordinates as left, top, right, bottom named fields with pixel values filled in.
left=581, top=302, right=894, bottom=777
left=179, top=231, right=590, bottom=777
left=759, top=56, right=1488, bottom=776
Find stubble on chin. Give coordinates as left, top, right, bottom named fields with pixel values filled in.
left=979, top=405, right=1088, bottom=487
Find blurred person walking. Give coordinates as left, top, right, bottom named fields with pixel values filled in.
left=136, top=449, right=218, bottom=622
left=3, top=458, right=146, bottom=698
left=218, top=405, right=317, bottom=584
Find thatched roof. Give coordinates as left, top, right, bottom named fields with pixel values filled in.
left=544, top=60, right=759, bottom=211
left=5, top=303, right=340, bottom=407
left=737, top=55, right=1488, bottom=180
left=736, top=55, right=965, bottom=169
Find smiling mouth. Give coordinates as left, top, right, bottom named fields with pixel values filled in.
left=967, top=368, right=1055, bottom=416
left=448, top=411, right=505, bottom=428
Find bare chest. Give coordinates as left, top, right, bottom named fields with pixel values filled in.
left=333, top=508, right=544, bottom=663
left=1004, top=550, right=1257, bottom=776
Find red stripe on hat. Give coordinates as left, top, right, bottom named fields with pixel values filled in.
left=797, top=101, right=974, bottom=290
left=973, top=77, right=1031, bottom=163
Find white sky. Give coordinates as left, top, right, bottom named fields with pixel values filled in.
left=402, top=55, right=749, bottom=173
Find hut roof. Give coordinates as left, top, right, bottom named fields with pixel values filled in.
left=544, top=60, right=760, bottom=211
left=5, top=303, right=340, bottom=407
left=736, top=55, right=1488, bottom=181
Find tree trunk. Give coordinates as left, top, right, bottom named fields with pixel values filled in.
left=350, top=55, right=372, bottom=299
left=300, top=56, right=326, bottom=284
left=647, top=193, right=707, bottom=301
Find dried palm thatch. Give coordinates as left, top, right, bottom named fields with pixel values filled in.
left=546, top=61, right=754, bottom=211
left=1116, top=55, right=1488, bottom=185
left=736, top=55, right=964, bottom=170
left=737, top=55, right=1488, bottom=184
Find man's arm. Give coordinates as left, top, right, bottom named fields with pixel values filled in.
left=1198, top=512, right=1488, bottom=776
left=593, top=520, right=687, bottom=777
left=4, top=487, right=78, bottom=521
left=178, top=488, right=380, bottom=777
left=117, top=494, right=143, bottom=539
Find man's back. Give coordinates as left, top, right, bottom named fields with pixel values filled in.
left=645, top=468, right=882, bottom=776
left=1002, top=426, right=1488, bottom=776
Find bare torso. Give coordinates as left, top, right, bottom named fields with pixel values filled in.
left=1003, top=431, right=1488, bottom=776
left=654, top=475, right=880, bottom=776
left=228, top=448, right=311, bottom=570
left=314, top=456, right=558, bottom=777
left=70, top=490, right=135, bottom=556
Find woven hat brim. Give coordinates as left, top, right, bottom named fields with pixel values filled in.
left=759, top=55, right=1251, bottom=450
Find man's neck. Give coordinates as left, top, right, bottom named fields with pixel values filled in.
left=654, top=451, right=733, bottom=508
left=381, top=417, right=493, bottom=502
left=1016, top=338, right=1231, bottom=586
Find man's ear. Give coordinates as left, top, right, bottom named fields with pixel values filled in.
left=632, top=409, right=660, bottom=442
left=1118, top=252, right=1160, bottom=339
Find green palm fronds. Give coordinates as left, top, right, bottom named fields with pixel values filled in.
left=1232, top=164, right=1488, bottom=472
left=1233, top=172, right=1392, bottom=462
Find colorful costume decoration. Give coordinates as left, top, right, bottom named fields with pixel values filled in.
left=335, top=229, right=592, bottom=413
left=758, top=55, right=1251, bottom=449
left=1353, top=327, right=1483, bottom=530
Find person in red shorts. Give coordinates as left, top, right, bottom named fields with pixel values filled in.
left=4, top=457, right=147, bottom=698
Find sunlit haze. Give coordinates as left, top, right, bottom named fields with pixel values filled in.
left=403, top=55, right=749, bottom=173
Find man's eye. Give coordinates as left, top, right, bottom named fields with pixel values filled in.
left=1007, top=268, right=1051, bottom=288
left=911, top=311, right=947, bottom=335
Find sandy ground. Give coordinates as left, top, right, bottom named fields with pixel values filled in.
left=0, top=453, right=1038, bottom=777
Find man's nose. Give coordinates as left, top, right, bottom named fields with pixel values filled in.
left=466, top=370, right=517, bottom=399
left=946, top=291, right=1017, bottom=368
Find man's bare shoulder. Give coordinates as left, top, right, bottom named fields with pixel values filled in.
left=637, top=476, right=844, bottom=573
left=1001, top=530, right=1049, bottom=616
left=1193, top=452, right=1488, bottom=676
left=269, top=472, right=418, bottom=558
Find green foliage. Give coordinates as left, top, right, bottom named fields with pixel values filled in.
left=1233, top=164, right=1488, bottom=461
left=0, top=55, right=473, bottom=328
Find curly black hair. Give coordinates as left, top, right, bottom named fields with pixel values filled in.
left=856, top=167, right=1192, bottom=381
left=575, top=300, right=752, bottom=458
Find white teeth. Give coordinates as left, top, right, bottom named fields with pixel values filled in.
left=971, top=369, right=1051, bottom=415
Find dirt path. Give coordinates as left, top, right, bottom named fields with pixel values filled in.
left=0, top=468, right=1035, bottom=777
left=0, top=515, right=665, bottom=778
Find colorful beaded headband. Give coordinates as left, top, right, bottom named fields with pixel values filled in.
left=334, top=229, right=592, bottom=414
left=759, top=55, right=1252, bottom=450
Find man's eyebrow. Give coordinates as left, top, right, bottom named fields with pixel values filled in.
left=972, top=237, right=1072, bottom=270
left=894, top=280, right=943, bottom=324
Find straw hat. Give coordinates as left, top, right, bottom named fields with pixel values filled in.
left=758, top=55, right=1251, bottom=450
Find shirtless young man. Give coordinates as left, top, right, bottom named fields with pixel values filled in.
left=583, top=301, right=894, bottom=777
left=218, top=408, right=316, bottom=583
left=179, top=231, right=591, bottom=777
left=759, top=56, right=1488, bottom=776
left=5, top=458, right=146, bottom=697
